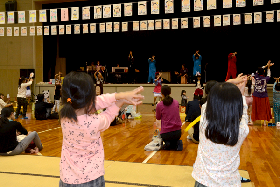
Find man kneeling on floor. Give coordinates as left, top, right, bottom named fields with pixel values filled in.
left=35, top=94, right=54, bottom=120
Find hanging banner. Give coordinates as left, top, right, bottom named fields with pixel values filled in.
left=7, top=12, right=14, bottom=24
left=94, top=6, right=102, bottom=19
left=83, top=24, right=89, bottom=33
left=278, top=10, right=280, bottom=22
left=100, top=23, right=105, bottom=33
left=138, top=1, right=147, bottom=15
left=172, top=18, right=178, bottom=29
left=50, top=9, right=57, bottom=22
left=90, top=23, right=96, bottom=33
left=182, top=0, right=190, bottom=12
left=148, top=20, right=155, bottom=30
left=151, top=0, right=160, bottom=14
left=194, top=0, right=203, bottom=11
left=71, top=7, right=79, bottom=20
left=214, top=15, right=221, bottom=26
left=124, top=3, right=133, bottom=16
left=266, top=11, right=274, bottom=22
left=223, top=0, right=232, bottom=8
left=7, top=27, right=12, bottom=36
left=29, top=10, right=36, bottom=23
left=37, top=26, right=42, bottom=36
left=66, top=25, right=71, bottom=34
left=0, top=27, right=4, bottom=36
left=44, top=26, right=49, bottom=35
left=193, top=17, right=200, bottom=28
left=30, top=26, right=35, bottom=36
left=203, top=16, right=210, bottom=27
left=0, top=12, right=5, bottom=24
left=254, top=12, right=262, bottom=23
left=106, top=22, right=112, bottom=32
left=236, top=0, right=246, bottom=7
left=245, top=13, right=252, bottom=24
left=122, top=22, right=128, bottom=31
left=165, top=0, right=174, bottom=14
left=21, top=27, right=27, bottom=36
left=253, top=0, right=263, bottom=6
left=82, top=7, right=90, bottom=20
left=155, top=19, right=162, bottom=29
left=207, top=0, right=216, bottom=10
left=61, top=8, right=69, bottom=21
left=18, top=11, right=25, bottom=23
left=114, top=22, right=120, bottom=32
left=74, top=24, right=80, bottom=34
left=103, top=5, right=111, bottom=18
left=181, top=18, right=188, bottom=28
left=140, top=20, right=148, bottom=30
left=113, top=4, right=121, bottom=17
left=223, top=14, right=230, bottom=26
left=163, top=19, right=170, bottom=29
left=133, top=21, right=139, bottom=31
left=51, top=25, right=57, bottom=35
left=14, top=27, right=19, bottom=36
left=233, top=14, right=241, bottom=25
left=59, top=25, right=65, bottom=35
left=39, top=10, right=47, bottom=22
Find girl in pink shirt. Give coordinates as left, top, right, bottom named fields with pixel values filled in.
left=59, top=71, right=144, bottom=187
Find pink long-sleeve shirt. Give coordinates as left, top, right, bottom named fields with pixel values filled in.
left=60, top=93, right=119, bottom=184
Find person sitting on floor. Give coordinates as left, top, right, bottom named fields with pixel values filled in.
left=0, top=107, right=43, bottom=156
left=0, top=93, right=13, bottom=115
left=35, top=94, right=54, bottom=120
left=185, top=94, right=201, bottom=122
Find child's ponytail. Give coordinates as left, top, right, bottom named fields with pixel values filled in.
left=161, top=85, right=173, bottom=106
left=59, top=99, right=77, bottom=122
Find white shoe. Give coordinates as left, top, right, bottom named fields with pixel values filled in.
left=187, top=135, right=192, bottom=140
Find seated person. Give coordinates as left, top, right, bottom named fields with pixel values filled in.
left=0, top=107, right=43, bottom=156
left=35, top=94, right=54, bottom=120
left=0, top=93, right=13, bottom=114
left=185, top=94, right=201, bottom=122
left=187, top=98, right=207, bottom=144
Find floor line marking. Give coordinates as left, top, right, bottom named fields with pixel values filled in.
left=142, top=151, right=157, bottom=164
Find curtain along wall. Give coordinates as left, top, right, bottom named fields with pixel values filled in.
left=42, top=0, right=280, bottom=82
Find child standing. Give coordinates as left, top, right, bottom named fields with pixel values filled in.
left=53, top=73, right=62, bottom=113
left=152, top=72, right=162, bottom=106
left=59, top=71, right=144, bottom=186
left=94, top=71, right=104, bottom=95
left=181, top=90, right=187, bottom=107
left=244, top=75, right=254, bottom=124
left=15, top=73, right=33, bottom=119
left=192, top=80, right=249, bottom=187
left=273, top=77, right=280, bottom=126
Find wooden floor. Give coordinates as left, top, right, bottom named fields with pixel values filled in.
left=16, top=104, right=280, bottom=187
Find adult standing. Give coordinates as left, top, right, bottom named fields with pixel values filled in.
left=225, top=52, right=237, bottom=81
left=128, top=51, right=135, bottom=83
left=251, top=60, right=274, bottom=126
left=193, top=50, right=202, bottom=78
left=148, top=55, right=156, bottom=83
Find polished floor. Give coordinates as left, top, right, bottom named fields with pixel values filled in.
left=15, top=104, right=280, bottom=187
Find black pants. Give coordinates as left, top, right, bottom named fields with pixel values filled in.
left=16, top=97, right=28, bottom=118
left=161, top=130, right=182, bottom=150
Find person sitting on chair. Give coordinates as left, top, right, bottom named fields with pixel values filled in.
left=35, top=94, right=54, bottom=120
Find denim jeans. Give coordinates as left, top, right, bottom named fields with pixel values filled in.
left=59, top=176, right=105, bottom=187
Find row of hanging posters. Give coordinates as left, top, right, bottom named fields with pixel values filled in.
left=0, top=0, right=280, bottom=24
left=0, top=11, right=279, bottom=36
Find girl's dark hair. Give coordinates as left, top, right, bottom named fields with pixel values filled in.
left=0, top=107, right=14, bottom=128
left=205, top=82, right=243, bottom=146
left=275, top=83, right=280, bottom=91
left=161, top=85, right=173, bottom=106
left=205, top=80, right=218, bottom=95
left=181, top=90, right=186, bottom=96
left=59, top=71, right=96, bottom=122
left=258, top=67, right=265, bottom=76
left=246, top=79, right=252, bottom=95
left=18, top=76, right=26, bottom=88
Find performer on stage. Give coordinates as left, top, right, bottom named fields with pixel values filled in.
left=225, top=52, right=237, bottom=81
left=193, top=50, right=202, bottom=78
left=148, top=55, right=156, bottom=83
left=128, top=51, right=135, bottom=83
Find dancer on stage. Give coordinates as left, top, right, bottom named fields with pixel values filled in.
left=225, top=52, right=237, bottom=81
left=193, top=50, right=202, bottom=78
left=148, top=55, right=156, bottom=83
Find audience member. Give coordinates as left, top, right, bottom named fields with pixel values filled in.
left=185, top=94, right=201, bottom=122
left=273, top=77, right=280, bottom=126
left=35, top=94, right=54, bottom=120
left=0, top=93, right=13, bottom=114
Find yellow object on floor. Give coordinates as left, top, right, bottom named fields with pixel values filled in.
left=0, top=155, right=253, bottom=187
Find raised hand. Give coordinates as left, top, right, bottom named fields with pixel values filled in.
left=115, top=87, right=145, bottom=105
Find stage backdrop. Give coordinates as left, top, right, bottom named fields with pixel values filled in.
left=42, top=0, right=280, bottom=83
